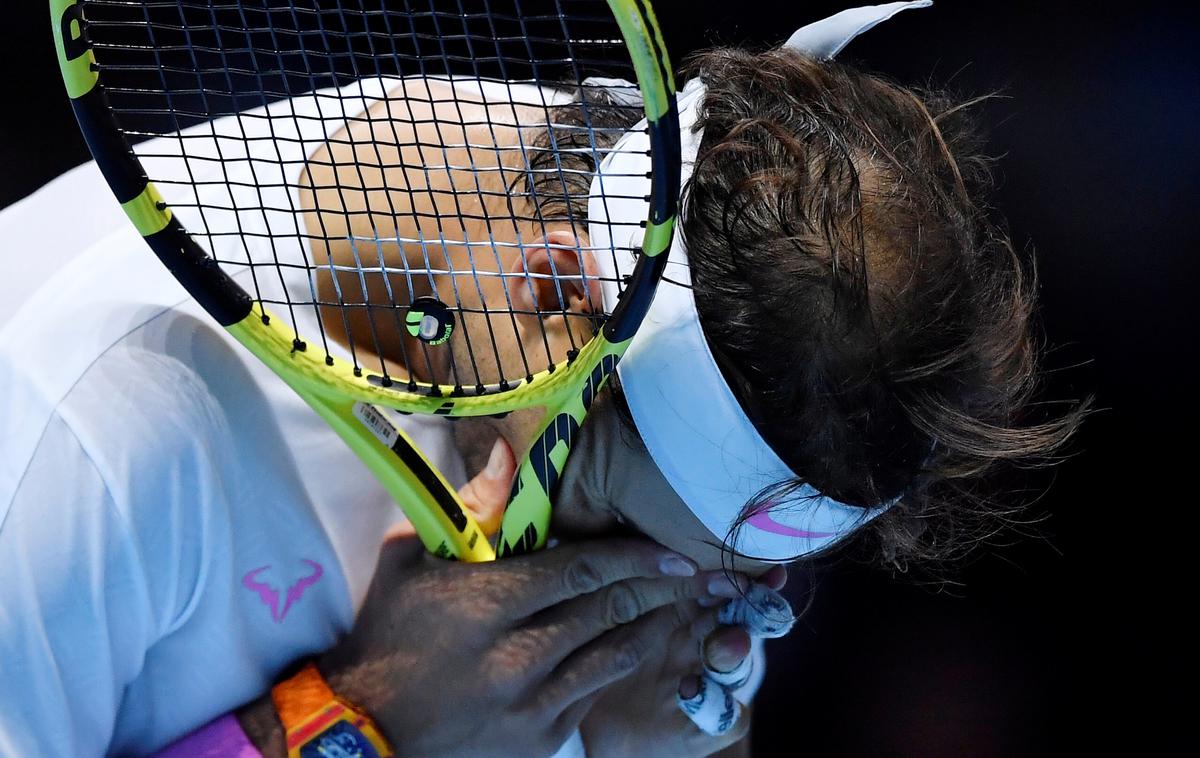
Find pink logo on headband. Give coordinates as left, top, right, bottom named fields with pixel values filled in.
left=747, top=508, right=836, bottom=539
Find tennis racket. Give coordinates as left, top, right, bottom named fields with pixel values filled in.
left=51, top=0, right=679, bottom=561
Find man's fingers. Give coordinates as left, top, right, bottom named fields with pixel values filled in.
left=486, top=538, right=697, bottom=619
left=551, top=690, right=602, bottom=746
left=536, top=604, right=703, bottom=712
left=524, top=571, right=733, bottom=665
left=677, top=675, right=751, bottom=745
left=664, top=607, right=723, bottom=675
left=456, top=437, right=515, bottom=536
left=702, top=625, right=752, bottom=675
left=373, top=531, right=428, bottom=575
left=761, top=564, right=788, bottom=590
left=678, top=691, right=753, bottom=751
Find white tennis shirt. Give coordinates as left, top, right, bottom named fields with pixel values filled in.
left=0, top=78, right=600, bottom=757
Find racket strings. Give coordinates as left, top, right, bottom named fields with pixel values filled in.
left=82, top=0, right=648, bottom=394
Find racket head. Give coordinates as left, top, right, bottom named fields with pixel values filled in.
left=52, top=0, right=680, bottom=419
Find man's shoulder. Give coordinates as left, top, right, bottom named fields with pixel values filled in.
left=0, top=329, right=226, bottom=537
left=0, top=161, right=127, bottom=325
left=0, top=225, right=211, bottom=520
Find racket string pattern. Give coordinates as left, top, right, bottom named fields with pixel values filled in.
left=54, top=0, right=678, bottom=560
left=80, top=0, right=650, bottom=397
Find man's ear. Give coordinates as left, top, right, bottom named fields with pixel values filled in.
left=508, top=230, right=603, bottom=317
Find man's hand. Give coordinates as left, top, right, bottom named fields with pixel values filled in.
left=318, top=535, right=732, bottom=758
left=579, top=565, right=787, bottom=758
left=578, top=607, right=753, bottom=757
left=238, top=439, right=756, bottom=758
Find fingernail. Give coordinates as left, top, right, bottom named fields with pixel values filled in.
left=660, top=554, right=697, bottom=577
left=705, top=635, right=750, bottom=673
left=484, top=438, right=508, bottom=479
left=706, top=573, right=746, bottom=598
left=696, top=595, right=726, bottom=608
left=761, top=565, right=788, bottom=590
left=678, top=675, right=701, bottom=700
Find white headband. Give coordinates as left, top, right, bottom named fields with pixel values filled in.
left=588, top=2, right=931, bottom=560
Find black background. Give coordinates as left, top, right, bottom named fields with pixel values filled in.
left=2, top=1, right=1193, bottom=755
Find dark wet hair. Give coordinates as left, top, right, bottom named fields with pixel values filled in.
left=527, top=48, right=1089, bottom=570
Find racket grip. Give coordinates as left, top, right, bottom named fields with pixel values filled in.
left=495, top=462, right=553, bottom=558
left=495, top=411, right=580, bottom=557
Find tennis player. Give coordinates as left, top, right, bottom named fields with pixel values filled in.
left=0, top=3, right=1084, bottom=757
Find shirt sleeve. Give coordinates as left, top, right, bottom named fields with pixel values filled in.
left=0, top=413, right=157, bottom=756
left=0, top=339, right=237, bottom=757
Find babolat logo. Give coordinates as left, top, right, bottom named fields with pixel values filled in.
left=59, top=2, right=88, bottom=62
left=527, top=413, right=581, bottom=498
left=581, top=354, right=618, bottom=411
left=524, top=353, right=616, bottom=495
left=498, top=523, right=539, bottom=559
left=405, top=297, right=454, bottom=345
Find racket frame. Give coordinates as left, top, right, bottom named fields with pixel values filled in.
left=51, top=0, right=680, bottom=561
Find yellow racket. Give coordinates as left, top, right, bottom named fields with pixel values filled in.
left=52, top=0, right=680, bottom=560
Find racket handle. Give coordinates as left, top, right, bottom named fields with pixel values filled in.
left=495, top=468, right=552, bottom=558
left=495, top=412, right=580, bottom=557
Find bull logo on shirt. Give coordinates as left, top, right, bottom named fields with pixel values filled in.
left=241, top=559, right=325, bottom=623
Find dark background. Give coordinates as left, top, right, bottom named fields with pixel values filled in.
left=2, top=1, right=1193, bottom=755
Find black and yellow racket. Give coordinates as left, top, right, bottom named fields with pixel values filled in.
left=51, top=0, right=679, bottom=561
